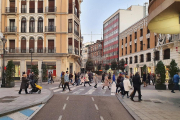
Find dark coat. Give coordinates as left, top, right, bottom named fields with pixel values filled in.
left=143, top=74, right=146, bottom=81
left=61, top=75, right=65, bottom=85
left=20, top=77, right=29, bottom=89
left=116, top=76, right=121, bottom=87
left=133, top=74, right=141, bottom=88
left=102, top=74, right=105, bottom=80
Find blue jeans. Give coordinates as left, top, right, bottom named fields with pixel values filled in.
left=48, top=78, right=51, bottom=84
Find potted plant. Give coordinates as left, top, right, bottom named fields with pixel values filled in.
left=168, top=59, right=179, bottom=90
left=5, top=60, right=15, bottom=88
left=155, top=61, right=166, bottom=90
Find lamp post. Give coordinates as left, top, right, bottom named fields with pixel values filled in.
left=1, top=36, right=7, bottom=87
left=30, top=48, right=33, bottom=72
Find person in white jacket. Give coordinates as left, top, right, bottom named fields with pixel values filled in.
left=123, top=75, right=132, bottom=98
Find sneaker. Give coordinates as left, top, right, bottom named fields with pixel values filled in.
left=171, top=91, right=175, bottom=93
left=138, top=99, right=143, bottom=102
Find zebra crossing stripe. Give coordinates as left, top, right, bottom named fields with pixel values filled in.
left=50, top=87, right=58, bottom=90
left=53, top=89, right=62, bottom=93
left=111, top=83, right=116, bottom=95
left=72, top=89, right=84, bottom=94
left=85, top=88, right=95, bottom=95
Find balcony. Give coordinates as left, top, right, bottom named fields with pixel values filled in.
left=75, top=48, right=79, bottom=55
left=29, top=8, right=35, bottom=13
left=38, top=8, right=43, bottom=13
left=6, top=7, right=17, bottom=13
left=29, top=27, right=35, bottom=33
left=68, top=48, right=73, bottom=54
left=21, top=8, right=26, bottom=13
left=45, top=7, right=57, bottom=13
left=38, top=27, right=43, bottom=33
left=5, top=27, right=17, bottom=34
left=45, top=26, right=56, bottom=33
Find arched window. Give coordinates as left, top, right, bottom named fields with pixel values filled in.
left=38, top=17, right=43, bottom=33
left=21, top=37, right=26, bottom=53
left=164, top=49, right=170, bottom=60
left=21, top=18, right=26, bottom=33
left=37, top=37, right=43, bottom=53
left=29, top=37, right=34, bottom=53
left=29, top=17, right=35, bottom=33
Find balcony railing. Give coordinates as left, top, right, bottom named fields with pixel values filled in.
left=21, top=8, right=26, bottom=13
left=38, top=8, right=43, bottom=13
left=29, top=8, right=35, bottom=13
left=45, top=7, right=57, bottom=13
left=6, top=47, right=56, bottom=54
left=68, top=48, right=73, bottom=54
left=38, top=27, right=43, bottom=33
left=45, top=26, right=56, bottom=32
left=74, top=30, right=79, bottom=36
left=29, top=27, right=35, bottom=33
left=5, top=26, right=17, bottom=32
left=75, top=48, right=79, bottom=55
left=68, top=28, right=72, bottom=33
left=6, top=7, right=17, bottom=13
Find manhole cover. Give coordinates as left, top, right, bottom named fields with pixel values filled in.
left=143, top=100, right=151, bottom=102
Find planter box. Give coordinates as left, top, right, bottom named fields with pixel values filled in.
left=168, top=84, right=179, bottom=90
left=155, top=84, right=166, bottom=90
left=5, top=82, right=15, bottom=88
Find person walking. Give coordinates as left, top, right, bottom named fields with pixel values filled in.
left=150, top=73, right=155, bottom=86
left=59, top=72, right=65, bottom=88
left=113, top=73, right=116, bottom=84
left=120, top=74, right=125, bottom=95
left=48, top=72, right=52, bottom=84
left=123, top=75, right=132, bottom=98
left=88, top=71, right=92, bottom=83
left=116, top=73, right=122, bottom=94
left=143, top=72, right=147, bottom=87
left=63, top=71, right=72, bottom=92
left=171, top=72, right=180, bottom=93
left=93, top=73, right=98, bottom=88
left=102, top=72, right=105, bottom=83
left=84, top=71, right=91, bottom=87
left=80, top=75, right=84, bottom=85
left=108, top=72, right=112, bottom=85
left=102, top=73, right=111, bottom=90
left=131, top=72, right=142, bottom=101
left=69, top=73, right=73, bottom=85
left=51, top=72, right=54, bottom=83
left=19, top=74, right=29, bottom=94
left=148, top=73, right=151, bottom=85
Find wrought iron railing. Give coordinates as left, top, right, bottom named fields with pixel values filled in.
left=6, top=7, right=17, bottom=13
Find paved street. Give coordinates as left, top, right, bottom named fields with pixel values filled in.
left=31, top=81, right=134, bottom=120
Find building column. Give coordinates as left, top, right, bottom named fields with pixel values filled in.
left=160, top=47, right=163, bottom=60
left=27, top=40, right=29, bottom=53
left=27, top=0, right=29, bottom=13
left=35, top=39, right=37, bottom=53
left=56, top=60, right=61, bottom=80
left=38, top=60, right=42, bottom=84
left=27, top=20, right=29, bottom=33
left=35, top=0, right=38, bottom=13
left=35, top=20, right=37, bottom=33
left=20, top=60, right=26, bottom=80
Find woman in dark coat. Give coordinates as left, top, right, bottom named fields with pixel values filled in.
left=61, top=72, right=65, bottom=88
left=19, top=74, right=29, bottom=94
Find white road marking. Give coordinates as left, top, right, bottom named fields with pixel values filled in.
left=100, top=116, right=104, bottom=120
left=92, top=97, right=94, bottom=102
left=53, top=89, right=62, bottom=93
left=63, top=104, right=67, bottom=110
left=27, top=104, right=45, bottom=120
left=50, top=87, right=58, bottom=90
left=66, top=96, right=69, bottom=100
left=58, top=115, right=62, bottom=120
left=72, top=89, right=84, bottom=94
left=85, top=88, right=95, bottom=95
left=95, top=104, right=99, bottom=110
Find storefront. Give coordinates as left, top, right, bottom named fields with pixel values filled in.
left=14, top=62, right=20, bottom=80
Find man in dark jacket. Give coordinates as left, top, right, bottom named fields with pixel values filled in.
left=143, top=72, right=147, bottom=87
left=131, top=72, right=142, bottom=101
left=102, top=72, right=105, bottom=83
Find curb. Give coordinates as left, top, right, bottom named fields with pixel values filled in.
left=0, top=89, right=54, bottom=117
left=116, top=95, right=141, bottom=120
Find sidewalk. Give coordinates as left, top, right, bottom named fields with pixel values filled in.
left=117, top=85, right=180, bottom=120
left=0, top=82, right=53, bottom=117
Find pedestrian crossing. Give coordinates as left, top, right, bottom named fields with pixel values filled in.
left=49, top=83, right=117, bottom=96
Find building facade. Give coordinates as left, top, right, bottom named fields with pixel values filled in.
left=0, top=0, right=2, bottom=79
left=119, top=16, right=180, bottom=79
left=1, top=0, right=83, bottom=81
left=88, top=40, right=103, bottom=71
left=103, top=5, right=148, bottom=65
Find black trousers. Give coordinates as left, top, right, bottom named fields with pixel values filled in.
left=84, top=81, right=91, bottom=86
left=131, top=87, right=141, bottom=100
left=19, top=89, right=28, bottom=94
left=63, top=82, right=70, bottom=91
left=124, top=91, right=129, bottom=96
left=116, top=86, right=120, bottom=93
left=172, top=83, right=179, bottom=92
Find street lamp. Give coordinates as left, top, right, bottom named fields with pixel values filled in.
left=30, top=48, right=33, bottom=72
left=1, top=36, right=7, bottom=87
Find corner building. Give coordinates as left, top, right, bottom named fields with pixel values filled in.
left=1, top=0, right=83, bottom=80
left=119, top=16, right=180, bottom=79
left=103, top=5, right=147, bottom=65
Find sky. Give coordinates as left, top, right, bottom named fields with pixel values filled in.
left=81, top=0, right=149, bottom=43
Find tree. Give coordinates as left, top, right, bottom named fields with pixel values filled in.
left=142, top=65, right=147, bottom=73
left=5, top=60, right=15, bottom=84
left=169, top=59, right=179, bottom=84
left=119, top=59, right=125, bottom=72
left=155, top=61, right=166, bottom=84
left=42, top=64, right=48, bottom=82
left=105, top=64, right=109, bottom=70
left=111, top=60, right=117, bottom=70
left=31, top=65, right=39, bottom=81
left=86, top=59, right=94, bottom=71
left=97, top=64, right=101, bottom=71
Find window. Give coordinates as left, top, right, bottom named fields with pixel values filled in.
left=135, top=43, right=137, bottom=52
left=68, top=19, right=72, bottom=33
left=140, top=41, right=143, bottom=50
left=29, top=37, right=34, bottom=53
left=140, top=29, right=143, bottom=37
left=126, top=47, right=127, bottom=54
left=29, top=0, right=35, bottom=13
left=122, top=48, right=123, bottom=56
left=38, top=0, right=43, bottom=13
left=9, top=19, right=15, bottom=32
left=130, top=35, right=132, bottom=41
left=147, top=28, right=150, bottom=34
left=147, top=53, right=151, bottom=62
left=126, top=37, right=127, bottom=43
left=74, top=0, right=79, bottom=18
left=47, top=19, right=55, bottom=32
left=122, top=39, right=123, bottom=45
left=134, top=56, right=138, bottom=63
left=154, top=51, right=160, bottom=61
left=129, top=57, right=132, bottom=64
left=48, top=0, right=55, bottom=12
left=155, top=35, right=157, bottom=46
left=74, top=22, right=79, bottom=36
left=48, top=39, right=54, bottom=53
left=130, top=45, right=132, bottom=53
left=9, top=40, right=15, bottom=53
left=147, top=38, right=150, bottom=49
left=21, top=0, right=26, bottom=13
left=140, top=54, right=144, bottom=63
left=21, top=37, right=26, bottom=53
left=68, top=0, right=73, bottom=13
left=9, top=0, right=15, bottom=12
left=21, top=18, right=26, bottom=33
left=37, top=37, right=43, bottom=53
left=29, top=17, right=35, bottom=33
left=125, top=58, right=128, bottom=64
left=38, top=17, right=43, bottom=33
left=164, top=49, right=170, bottom=60
left=135, top=32, right=137, bottom=39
